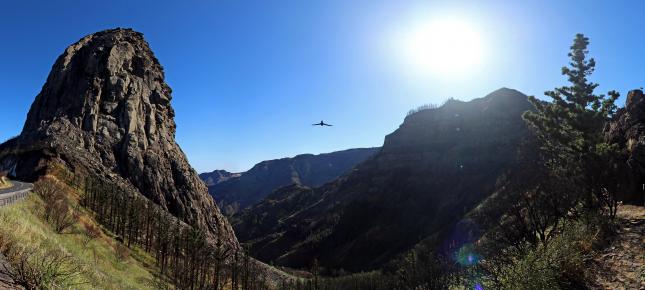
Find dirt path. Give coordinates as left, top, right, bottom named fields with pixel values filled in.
left=590, top=205, right=644, bottom=290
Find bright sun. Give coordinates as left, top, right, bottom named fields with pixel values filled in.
left=398, top=18, right=486, bottom=78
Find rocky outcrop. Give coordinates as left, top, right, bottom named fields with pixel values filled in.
left=606, top=89, right=645, bottom=205
left=0, top=28, right=238, bottom=247
left=204, top=148, right=379, bottom=215
left=234, top=88, right=533, bottom=271
left=200, top=170, right=241, bottom=187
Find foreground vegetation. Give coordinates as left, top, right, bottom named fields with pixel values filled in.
left=0, top=179, right=169, bottom=289
left=0, top=168, right=283, bottom=289
left=59, top=169, right=273, bottom=289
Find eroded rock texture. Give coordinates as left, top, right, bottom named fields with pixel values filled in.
left=606, top=89, right=645, bottom=205
left=0, top=28, right=238, bottom=247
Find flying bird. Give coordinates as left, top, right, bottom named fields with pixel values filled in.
left=312, top=120, right=333, bottom=127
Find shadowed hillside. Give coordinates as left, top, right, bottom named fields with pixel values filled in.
left=234, top=88, right=533, bottom=271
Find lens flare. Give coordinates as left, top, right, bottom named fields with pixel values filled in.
left=455, top=243, right=479, bottom=266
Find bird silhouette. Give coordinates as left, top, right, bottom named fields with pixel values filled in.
left=312, top=120, right=332, bottom=127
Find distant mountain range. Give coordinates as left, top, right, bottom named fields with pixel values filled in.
left=201, top=148, right=379, bottom=215
left=200, top=170, right=241, bottom=187
left=232, top=88, right=534, bottom=271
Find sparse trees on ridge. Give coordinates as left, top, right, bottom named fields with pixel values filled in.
left=48, top=169, right=271, bottom=290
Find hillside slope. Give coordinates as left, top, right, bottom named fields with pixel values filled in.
left=0, top=184, right=170, bottom=289
left=234, top=88, right=533, bottom=271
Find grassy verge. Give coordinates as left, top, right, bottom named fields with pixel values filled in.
left=0, top=186, right=170, bottom=289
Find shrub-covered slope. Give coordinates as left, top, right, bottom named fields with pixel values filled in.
left=0, top=179, right=170, bottom=289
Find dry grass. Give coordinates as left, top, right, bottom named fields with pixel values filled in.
left=0, top=185, right=171, bottom=289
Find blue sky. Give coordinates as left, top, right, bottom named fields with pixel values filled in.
left=1, top=0, right=644, bottom=172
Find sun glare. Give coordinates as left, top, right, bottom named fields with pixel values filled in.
left=398, top=18, right=486, bottom=78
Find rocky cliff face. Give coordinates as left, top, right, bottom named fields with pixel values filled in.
left=606, top=89, right=645, bottom=205
left=0, top=28, right=238, bottom=247
left=204, top=148, right=379, bottom=215
left=233, top=88, right=533, bottom=271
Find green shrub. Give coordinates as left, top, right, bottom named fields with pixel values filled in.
left=486, top=215, right=612, bottom=290
left=0, top=237, right=87, bottom=289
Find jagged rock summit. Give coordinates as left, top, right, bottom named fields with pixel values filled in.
left=0, top=28, right=238, bottom=247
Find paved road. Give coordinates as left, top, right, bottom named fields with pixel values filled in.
left=0, top=181, right=32, bottom=195
left=0, top=180, right=32, bottom=207
left=0, top=181, right=32, bottom=290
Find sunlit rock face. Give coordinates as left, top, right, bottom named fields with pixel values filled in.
left=0, top=28, right=238, bottom=247
left=606, top=89, right=645, bottom=205
left=233, top=88, right=533, bottom=271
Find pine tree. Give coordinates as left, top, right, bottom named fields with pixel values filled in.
left=523, top=33, right=620, bottom=211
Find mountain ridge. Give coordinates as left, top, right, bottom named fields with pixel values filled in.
left=200, top=169, right=241, bottom=186
left=233, top=87, right=533, bottom=271
left=204, top=147, right=379, bottom=215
